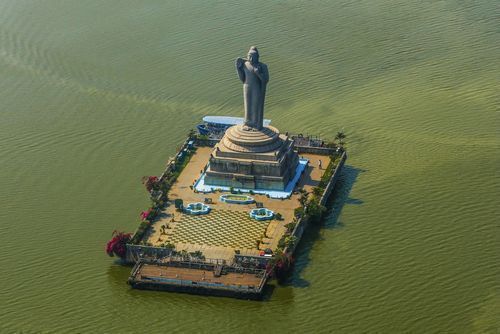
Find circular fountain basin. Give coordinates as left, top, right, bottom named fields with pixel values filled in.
left=220, top=194, right=255, bottom=204
left=184, top=202, right=211, bottom=215
left=249, top=208, right=274, bottom=221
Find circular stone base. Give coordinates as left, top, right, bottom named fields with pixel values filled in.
left=221, top=125, right=283, bottom=153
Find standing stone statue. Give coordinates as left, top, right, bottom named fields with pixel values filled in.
left=235, top=46, right=269, bottom=130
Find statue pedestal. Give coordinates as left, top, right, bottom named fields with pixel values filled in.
left=204, top=125, right=299, bottom=191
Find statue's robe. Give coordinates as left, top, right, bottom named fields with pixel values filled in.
left=237, top=61, right=269, bottom=129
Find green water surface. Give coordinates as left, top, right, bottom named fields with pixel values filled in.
left=0, top=1, right=498, bottom=333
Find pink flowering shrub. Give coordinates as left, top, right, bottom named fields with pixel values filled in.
left=266, top=252, right=294, bottom=277
left=106, top=230, right=132, bottom=258
left=140, top=209, right=152, bottom=221
left=142, top=176, right=159, bottom=192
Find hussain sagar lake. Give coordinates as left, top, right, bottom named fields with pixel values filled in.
left=109, top=46, right=347, bottom=298
left=1, top=1, right=498, bottom=332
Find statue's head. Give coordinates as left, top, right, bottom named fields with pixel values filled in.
left=247, top=46, right=259, bottom=64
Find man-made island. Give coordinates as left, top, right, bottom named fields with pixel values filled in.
left=108, top=47, right=347, bottom=299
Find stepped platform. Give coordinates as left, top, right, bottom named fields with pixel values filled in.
left=205, top=124, right=299, bottom=191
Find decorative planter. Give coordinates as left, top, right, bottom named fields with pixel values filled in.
left=249, top=208, right=274, bottom=221
left=184, top=202, right=211, bottom=215
left=220, top=194, right=255, bottom=204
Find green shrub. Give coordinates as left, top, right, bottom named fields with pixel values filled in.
left=312, top=186, right=323, bottom=197
left=284, top=236, right=297, bottom=248
left=277, top=236, right=286, bottom=249
left=190, top=251, right=205, bottom=260
left=174, top=198, right=183, bottom=209
left=130, top=220, right=152, bottom=244
left=294, top=207, right=304, bottom=218
left=284, top=222, right=297, bottom=233
left=306, top=197, right=326, bottom=223
left=162, top=242, right=175, bottom=249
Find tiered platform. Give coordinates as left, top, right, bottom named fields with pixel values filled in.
left=221, top=125, right=283, bottom=153
left=205, top=125, right=299, bottom=191
left=195, top=158, right=308, bottom=198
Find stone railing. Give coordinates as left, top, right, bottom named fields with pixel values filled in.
left=158, top=137, right=194, bottom=183
left=234, top=254, right=272, bottom=267
left=126, top=244, right=175, bottom=263
left=282, top=150, right=347, bottom=257
left=320, top=150, right=347, bottom=206
left=193, top=137, right=219, bottom=147
left=296, top=145, right=340, bottom=156
left=126, top=244, right=229, bottom=265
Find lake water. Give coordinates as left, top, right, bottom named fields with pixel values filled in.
left=0, top=1, right=498, bottom=332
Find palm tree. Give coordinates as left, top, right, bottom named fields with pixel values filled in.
left=334, top=131, right=346, bottom=142
left=334, top=131, right=346, bottom=148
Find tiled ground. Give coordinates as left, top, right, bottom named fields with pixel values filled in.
left=166, top=210, right=268, bottom=249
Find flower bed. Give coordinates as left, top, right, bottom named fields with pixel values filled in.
left=249, top=208, right=274, bottom=221
left=184, top=202, right=211, bottom=215
left=220, top=194, right=255, bottom=204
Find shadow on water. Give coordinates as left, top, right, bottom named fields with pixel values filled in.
left=279, top=165, right=364, bottom=288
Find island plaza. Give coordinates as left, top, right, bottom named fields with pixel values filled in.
left=123, top=47, right=346, bottom=298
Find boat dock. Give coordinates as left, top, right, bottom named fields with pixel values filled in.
left=129, top=258, right=267, bottom=299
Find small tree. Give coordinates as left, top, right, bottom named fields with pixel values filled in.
left=179, top=249, right=189, bottom=260
left=334, top=131, right=346, bottom=142
left=284, top=236, right=298, bottom=249
left=334, top=131, right=347, bottom=148
left=140, top=209, right=152, bottom=221
left=266, top=250, right=293, bottom=277
left=174, top=199, right=184, bottom=209
left=142, top=176, right=159, bottom=192
left=298, top=189, right=309, bottom=207
left=294, top=207, right=304, bottom=218
left=312, top=186, right=323, bottom=197
left=106, top=231, right=132, bottom=259
left=306, top=198, right=326, bottom=223
left=284, top=222, right=297, bottom=233
left=162, top=242, right=175, bottom=249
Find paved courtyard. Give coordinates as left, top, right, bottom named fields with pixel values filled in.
left=146, top=146, right=331, bottom=261
left=166, top=210, right=268, bottom=250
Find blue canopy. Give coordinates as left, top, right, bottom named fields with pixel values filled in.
left=202, top=116, right=271, bottom=127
